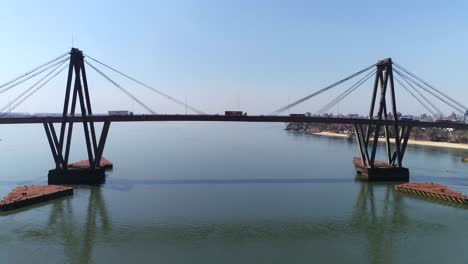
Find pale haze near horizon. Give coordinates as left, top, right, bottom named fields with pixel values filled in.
left=0, top=0, right=467, bottom=116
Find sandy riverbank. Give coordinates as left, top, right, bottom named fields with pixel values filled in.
left=311, top=131, right=468, bottom=150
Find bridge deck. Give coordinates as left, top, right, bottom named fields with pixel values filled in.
left=0, top=115, right=466, bottom=129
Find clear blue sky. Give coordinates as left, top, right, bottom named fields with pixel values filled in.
left=0, top=0, right=467, bottom=115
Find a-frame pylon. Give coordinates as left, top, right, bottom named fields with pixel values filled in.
left=354, top=58, right=411, bottom=181
left=44, top=48, right=111, bottom=184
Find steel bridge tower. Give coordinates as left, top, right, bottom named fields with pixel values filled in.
left=353, top=58, right=412, bottom=181
left=45, top=48, right=111, bottom=184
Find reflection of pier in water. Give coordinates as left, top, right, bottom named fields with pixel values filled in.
left=35, top=187, right=110, bottom=264
left=351, top=183, right=408, bottom=264
left=20, top=182, right=446, bottom=263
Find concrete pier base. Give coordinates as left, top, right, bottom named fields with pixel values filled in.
left=353, top=157, right=409, bottom=182
left=48, top=167, right=106, bottom=185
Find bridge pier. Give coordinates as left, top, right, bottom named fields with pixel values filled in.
left=44, top=121, right=111, bottom=185
left=44, top=48, right=111, bottom=185
left=352, top=58, right=411, bottom=182
left=353, top=157, right=409, bottom=182
left=48, top=167, right=106, bottom=185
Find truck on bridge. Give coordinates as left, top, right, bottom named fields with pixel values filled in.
left=108, top=110, right=133, bottom=116
left=225, top=111, right=244, bottom=116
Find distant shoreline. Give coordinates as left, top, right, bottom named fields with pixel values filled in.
left=310, top=131, right=468, bottom=150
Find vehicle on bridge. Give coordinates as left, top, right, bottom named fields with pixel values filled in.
left=400, top=115, right=417, bottom=121
left=108, top=110, right=133, bottom=116
left=289, top=113, right=306, bottom=117
left=225, top=111, right=243, bottom=116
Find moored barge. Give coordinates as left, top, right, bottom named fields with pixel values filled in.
left=396, top=182, right=468, bottom=205
left=0, top=185, right=73, bottom=211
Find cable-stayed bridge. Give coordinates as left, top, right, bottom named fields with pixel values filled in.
left=1, top=48, right=467, bottom=183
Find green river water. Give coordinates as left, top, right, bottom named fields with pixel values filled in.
left=0, top=122, right=467, bottom=264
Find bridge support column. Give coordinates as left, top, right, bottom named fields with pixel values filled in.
left=45, top=121, right=111, bottom=184
left=44, top=48, right=112, bottom=184
left=353, top=58, right=410, bottom=182
left=353, top=124, right=411, bottom=181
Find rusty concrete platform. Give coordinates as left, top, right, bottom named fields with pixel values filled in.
left=68, top=157, right=113, bottom=169
left=0, top=185, right=73, bottom=211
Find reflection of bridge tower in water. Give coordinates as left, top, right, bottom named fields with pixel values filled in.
left=351, top=184, right=408, bottom=264
left=45, top=188, right=111, bottom=264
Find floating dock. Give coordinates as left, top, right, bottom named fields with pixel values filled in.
left=396, top=183, right=468, bottom=205
left=68, top=157, right=113, bottom=169
left=0, top=185, right=73, bottom=211
left=353, top=157, right=409, bottom=182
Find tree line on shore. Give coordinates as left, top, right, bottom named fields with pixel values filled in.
left=286, top=123, right=468, bottom=144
